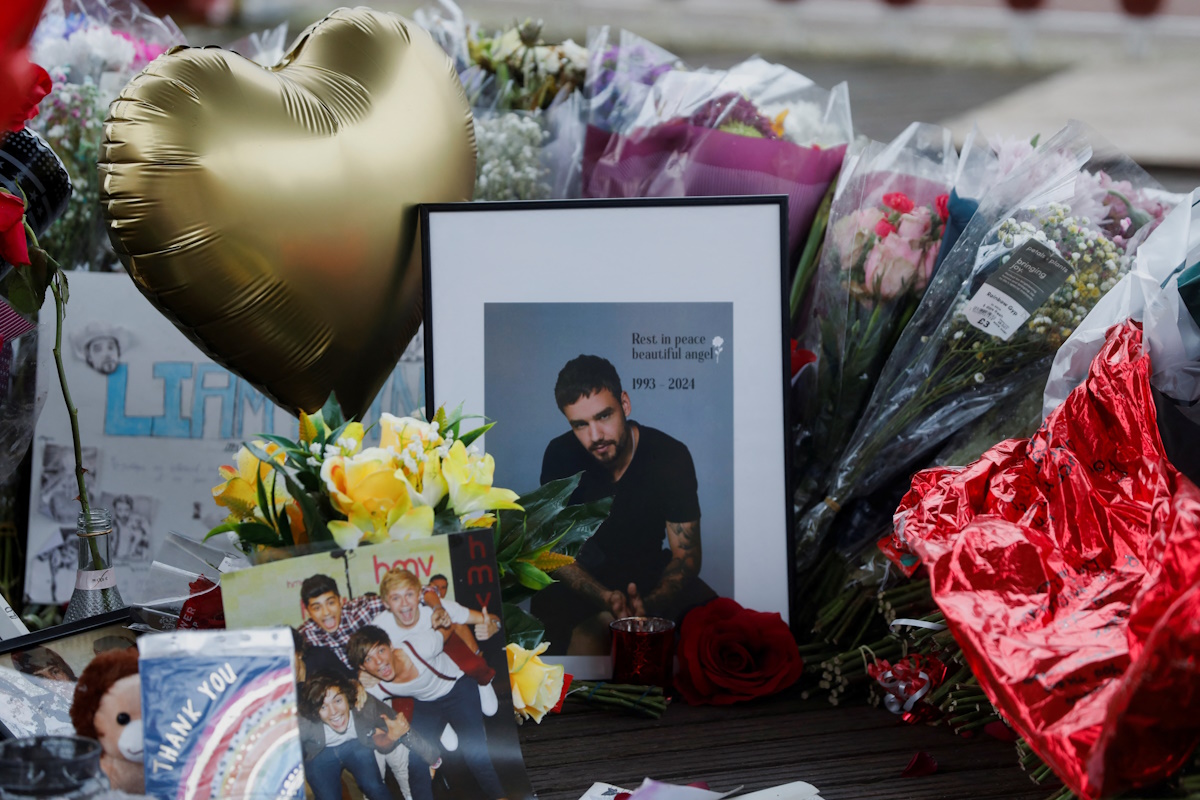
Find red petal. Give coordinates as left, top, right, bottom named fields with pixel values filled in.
left=901, top=751, right=938, bottom=778
left=983, top=721, right=1019, bottom=742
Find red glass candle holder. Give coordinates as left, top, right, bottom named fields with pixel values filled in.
left=610, top=616, right=676, bottom=689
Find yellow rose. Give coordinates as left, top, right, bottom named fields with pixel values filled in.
left=212, top=441, right=290, bottom=519
left=506, top=642, right=565, bottom=723
left=320, top=447, right=433, bottom=548
left=441, top=441, right=522, bottom=517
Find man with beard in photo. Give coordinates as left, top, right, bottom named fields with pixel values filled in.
left=533, top=354, right=715, bottom=655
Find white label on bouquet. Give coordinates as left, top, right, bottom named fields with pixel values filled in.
left=76, top=569, right=117, bottom=590
left=965, top=239, right=1073, bottom=340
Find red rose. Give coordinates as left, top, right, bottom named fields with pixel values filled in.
left=674, top=597, right=803, bottom=705
left=0, top=191, right=29, bottom=266
left=874, top=218, right=898, bottom=238
left=790, top=340, right=815, bottom=377
left=882, top=192, right=915, bottom=214
left=935, top=193, right=950, bottom=221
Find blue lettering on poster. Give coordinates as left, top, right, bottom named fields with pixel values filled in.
left=102, top=360, right=424, bottom=441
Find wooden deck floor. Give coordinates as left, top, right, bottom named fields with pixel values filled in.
left=518, top=687, right=1052, bottom=800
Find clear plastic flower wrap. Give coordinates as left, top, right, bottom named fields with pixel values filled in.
left=471, top=89, right=585, bottom=201
left=582, top=48, right=850, bottom=267
left=794, top=121, right=1177, bottom=571
left=1043, top=188, right=1196, bottom=416
left=583, top=26, right=681, bottom=135
left=0, top=328, right=44, bottom=484
left=30, top=0, right=184, bottom=271
left=792, top=122, right=956, bottom=509
left=413, top=0, right=587, bottom=200
left=417, top=0, right=587, bottom=112
left=224, top=22, right=289, bottom=67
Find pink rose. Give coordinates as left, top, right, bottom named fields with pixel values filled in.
left=896, top=206, right=933, bottom=241
left=833, top=207, right=884, bottom=270
left=919, top=244, right=939, bottom=289
left=864, top=233, right=922, bottom=299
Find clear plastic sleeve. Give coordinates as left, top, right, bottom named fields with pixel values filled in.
left=795, top=121, right=1177, bottom=570
left=472, top=91, right=585, bottom=201
left=582, top=51, right=850, bottom=265
left=0, top=324, right=45, bottom=484
left=793, top=122, right=957, bottom=508
left=583, top=27, right=681, bottom=135
left=30, top=0, right=185, bottom=271
left=1044, top=190, right=1197, bottom=415
left=139, top=628, right=304, bottom=799
left=224, top=22, right=288, bottom=67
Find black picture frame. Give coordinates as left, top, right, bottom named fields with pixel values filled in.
left=0, top=608, right=137, bottom=740
left=419, top=196, right=794, bottom=677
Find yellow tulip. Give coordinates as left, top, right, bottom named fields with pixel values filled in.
left=507, top=642, right=565, bottom=723
left=212, top=441, right=290, bottom=519
left=441, top=441, right=522, bottom=516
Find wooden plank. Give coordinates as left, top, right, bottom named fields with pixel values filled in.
left=517, top=688, right=1054, bottom=800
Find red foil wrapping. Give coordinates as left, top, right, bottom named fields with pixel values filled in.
left=894, top=321, right=1200, bottom=800
left=176, top=575, right=226, bottom=630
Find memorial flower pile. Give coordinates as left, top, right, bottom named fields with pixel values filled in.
left=792, top=122, right=1175, bottom=568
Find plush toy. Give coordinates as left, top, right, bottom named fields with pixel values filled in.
left=71, top=648, right=145, bottom=794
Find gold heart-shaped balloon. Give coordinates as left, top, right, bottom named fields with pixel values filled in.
left=99, top=8, right=475, bottom=418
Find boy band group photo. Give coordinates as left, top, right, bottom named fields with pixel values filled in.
left=293, top=568, right=509, bottom=800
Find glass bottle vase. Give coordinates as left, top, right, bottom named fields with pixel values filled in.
left=62, top=509, right=125, bottom=623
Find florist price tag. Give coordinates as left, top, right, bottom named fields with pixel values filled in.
left=965, top=239, right=1073, bottom=340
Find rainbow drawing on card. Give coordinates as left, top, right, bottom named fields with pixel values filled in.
left=141, top=631, right=305, bottom=800
left=180, top=666, right=305, bottom=799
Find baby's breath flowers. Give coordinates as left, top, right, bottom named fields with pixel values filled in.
left=473, top=112, right=551, bottom=201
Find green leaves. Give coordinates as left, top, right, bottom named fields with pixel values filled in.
left=2, top=249, right=53, bottom=315
left=489, top=472, right=612, bottom=643
left=502, top=602, right=545, bottom=650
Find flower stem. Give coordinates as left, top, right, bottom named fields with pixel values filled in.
left=50, top=270, right=101, bottom=568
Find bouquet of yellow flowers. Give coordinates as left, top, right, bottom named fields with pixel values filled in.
left=208, top=401, right=610, bottom=647
left=209, top=404, right=519, bottom=548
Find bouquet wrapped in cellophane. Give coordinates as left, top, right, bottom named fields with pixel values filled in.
left=795, top=121, right=1177, bottom=571
left=582, top=29, right=851, bottom=269
left=792, top=123, right=956, bottom=509
left=415, top=0, right=588, bottom=200
left=29, top=0, right=183, bottom=270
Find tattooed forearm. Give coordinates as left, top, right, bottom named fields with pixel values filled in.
left=556, top=563, right=611, bottom=609
left=645, top=520, right=701, bottom=609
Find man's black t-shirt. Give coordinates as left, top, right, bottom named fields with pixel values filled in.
left=539, top=422, right=700, bottom=592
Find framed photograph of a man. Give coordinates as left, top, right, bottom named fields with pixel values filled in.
left=421, top=197, right=793, bottom=678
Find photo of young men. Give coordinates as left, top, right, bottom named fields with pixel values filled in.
left=298, top=574, right=384, bottom=670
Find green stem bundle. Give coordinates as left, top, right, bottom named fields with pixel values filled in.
left=567, top=681, right=669, bottom=719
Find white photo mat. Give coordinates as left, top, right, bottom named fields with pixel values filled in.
left=422, top=197, right=793, bottom=678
